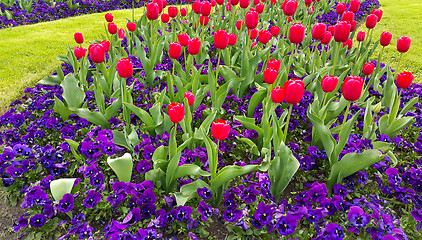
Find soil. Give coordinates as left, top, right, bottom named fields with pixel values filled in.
left=0, top=190, right=27, bottom=240
left=203, top=216, right=231, bottom=240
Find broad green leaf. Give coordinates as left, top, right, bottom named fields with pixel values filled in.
left=107, top=153, right=133, bottom=182
left=173, top=164, right=211, bottom=180
left=174, top=180, right=210, bottom=206
left=211, top=164, right=258, bottom=192
left=50, top=178, right=76, bottom=201
left=104, top=98, right=122, bottom=120
left=307, top=109, right=336, bottom=165
left=61, top=74, right=85, bottom=108
left=247, top=88, right=267, bottom=117
left=70, top=108, right=111, bottom=129
left=335, top=109, right=362, bottom=161
left=238, top=137, right=259, bottom=156
left=112, top=130, right=131, bottom=149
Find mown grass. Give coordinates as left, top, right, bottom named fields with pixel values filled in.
left=357, top=0, right=422, bottom=82
left=0, top=8, right=147, bottom=109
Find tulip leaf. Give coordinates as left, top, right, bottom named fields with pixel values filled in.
left=363, top=97, right=375, bottom=134
left=145, top=168, right=165, bottom=189
left=50, top=178, right=76, bottom=201
left=174, top=180, right=210, bottom=206
left=69, top=107, right=111, bottom=129
left=238, top=137, right=260, bottom=156
left=233, top=115, right=264, bottom=147
left=53, top=97, right=71, bottom=120
left=247, top=88, right=267, bottom=117
left=112, top=130, right=131, bottom=150
left=399, top=96, right=419, bottom=117
left=386, top=116, right=414, bottom=138
left=173, top=164, right=211, bottom=180
left=165, top=147, right=182, bottom=191
left=104, top=98, right=122, bottom=120
left=61, top=73, right=85, bottom=108
left=211, top=164, right=259, bottom=193
left=107, top=153, right=133, bottom=182
left=334, top=109, right=362, bottom=162
left=38, top=75, right=61, bottom=86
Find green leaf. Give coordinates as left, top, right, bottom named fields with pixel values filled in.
left=50, top=178, right=76, bottom=201
left=123, top=102, right=155, bottom=127
left=53, top=97, right=71, bottom=120
left=385, top=116, right=414, bottom=138
left=334, top=109, right=362, bottom=160
left=112, top=130, right=131, bottom=149
left=38, top=75, right=61, bottom=86
left=174, top=180, right=210, bottom=206
left=104, top=98, right=122, bottom=120
left=70, top=108, right=111, bottom=129
left=233, top=116, right=264, bottom=146
left=61, top=74, right=85, bottom=108
left=107, top=153, right=133, bottom=182
left=174, top=164, right=211, bottom=180
left=399, top=96, right=419, bottom=116
left=145, top=168, right=165, bottom=189
left=247, top=88, right=267, bottom=117
left=211, top=164, right=258, bottom=192
left=238, top=137, right=259, bottom=156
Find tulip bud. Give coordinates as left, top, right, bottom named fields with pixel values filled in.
left=334, top=21, right=351, bottom=43
left=350, top=20, right=357, bottom=31
left=379, top=32, right=392, bottom=47
left=168, top=6, right=178, bottom=18
left=349, top=0, right=360, bottom=13
left=184, top=92, right=195, bottom=106
left=228, top=34, right=238, bottom=46
left=312, top=23, right=326, bottom=40
left=397, top=36, right=411, bottom=53
left=365, top=14, right=378, bottom=29
left=236, top=20, right=243, bottom=30
left=119, top=29, right=125, bottom=39
left=270, top=0, right=276, bottom=5
left=304, top=0, right=311, bottom=7
left=256, top=3, right=264, bottom=13
left=286, top=16, right=292, bottom=23
left=240, top=0, right=250, bottom=8
left=251, top=42, right=257, bottom=49
left=321, top=75, right=338, bottom=93
left=216, top=0, right=224, bottom=5
left=211, top=0, right=216, bottom=6
left=270, top=26, right=280, bottom=36
left=356, top=31, right=365, bottom=42
left=328, top=25, right=334, bottom=35
left=74, top=32, right=84, bottom=44
left=342, top=76, right=363, bottom=101
left=88, top=44, right=105, bottom=63
left=253, top=0, right=259, bottom=5
left=105, top=13, right=113, bottom=22
left=200, top=15, right=209, bottom=26
left=283, top=0, right=298, bottom=16
left=211, top=119, right=231, bottom=141
left=127, top=22, right=136, bottom=32
left=178, top=33, right=190, bottom=47
left=245, top=11, right=259, bottom=29
left=284, top=79, right=304, bottom=104
left=336, top=2, right=346, bottom=14
left=188, top=38, right=201, bottom=55
left=108, top=22, right=118, bottom=34
left=169, top=42, right=182, bottom=59
left=271, top=87, right=285, bottom=103
left=161, top=13, right=170, bottom=23
left=263, top=68, right=278, bottom=84
left=226, top=2, right=232, bottom=11
left=258, top=30, right=272, bottom=44
left=201, top=1, right=212, bottom=16
left=193, top=1, right=201, bottom=13
left=321, top=31, right=332, bottom=45
left=341, top=11, right=354, bottom=23
left=371, top=9, right=383, bottom=22
left=289, top=23, right=305, bottom=44
left=249, top=28, right=258, bottom=39
left=374, top=102, right=382, bottom=114
left=181, top=8, right=187, bottom=16
left=267, top=59, right=281, bottom=71
left=116, top=58, right=133, bottom=78
left=168, top=103, right=185, bottom=124
left=74, top=47, right=87, bottom=59
left=396, top=71, right=414, bottom=89
left=214, top=30, right=229, bottom=49
left=230, top=0, right=240, bottom=5
left=342, top=38, right=352, bottom=49
left=307, top=6, right=314, bottom=15
left=100, top=40, right=110, bottom=52
left=362, top=62, right=375, bottom=76
left=146, top=3, right=160, bottom=20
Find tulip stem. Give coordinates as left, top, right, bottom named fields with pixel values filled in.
left=322, top=92, right=328, bottom=107
left=215, top=50, right=221, bottom=83
left=213, top=140, right=220, bottom=180
left=331, top=42, right=340, bottom=75
left=342, top=101, right=351, bottom=126
left=283, top=104, right=293, bottom=142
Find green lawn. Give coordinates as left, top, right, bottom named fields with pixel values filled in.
left=357, top=0, right=422, bottom=81
left=0, top=8, right=146, bottom=109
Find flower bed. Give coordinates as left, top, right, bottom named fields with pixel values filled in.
left=1, top=0, right=421, bottom=239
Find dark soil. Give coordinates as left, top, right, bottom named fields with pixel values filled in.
left=0, top=190, right=27, bottom=239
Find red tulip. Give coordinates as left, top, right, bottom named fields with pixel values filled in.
left=342, top=39, right=352, bottom=49
left=333, top=21, right=351, bottom=43
left=341, top=11, right=354, bottom=23
left=254, top=0, right=259, bottom=5
left=118, top=29, right=125, bottom=39
left=397, top=36, right=411, bottom=53
left=88, top=44, right=105, bottom=63
left=362, top=62, right=375, bottom=76
left=146, top=3, right=160, bottom=20
left=199, top=15, right=209, bottom=26
left=74, top=47, right=87, bottom=59
left=105, top=13, right=113, bottom=22
left=168, top=6, right=178, bottom=18
left=371, top=9, right=383, bottom=22
left=284, top=79, right=304, bottom=104
left=312, top=23, right=326, bottom=40
left=161, top=13, right=170, bottom=23
left=264, top=68, right=278, bottom=84
left=304, top=0, right=312, bottom=7
left=228, top=34, right=237, bottom=46
left=211, top=0, right=216, bottom=6
left=193, top=1, right=201, bottom=14
left=308, top=6, right=314, bottom=15
left=214, top=30, right=229, bottom=49
left=267, top=59, right=281, bottom=71
left=350, top=20, right=357, bottom=31
left=249, top=29, right=258, bottom=39
left=74, top=32, right=83, bottom=44
left=356, top=31, right=365, bottom=42
left=328, top=25, right=334, bottom=35
left=236, top=20, right=243, bottom=30
left=342, top=76, right=363, bottom=101
left=116, top=58, right=133, bottom=78
left=365, top=14, right=378, bottom=29
left=168, top=103, right=185, bottom=123
left=100, top=40, right=110, bottom=52
left=161, top=0, right=167, bottom=9
left=271, top=87, right=285, bottom=103
left=188, top=38, right=201, bottom=55
left=200, top=1, right=212, bottom=16
left=321, top=75, right=338, bottom=93
left=181, top=8, right=187, bottom=16
left=256, top=3, right=264, bottom=13
left=286, top=16, right=292, bottom=23
left=396, top=71, right=414, bottom=89
left=240, top=0, right=250, bottom=8
left=184, top=92, right=195, bottom=106
left=216, top=0, right=224, bottom=4
left=230, top=0, right=240, bottom=5
left=245, top=11, right=259, bottom=29
left=169, top=42, right=182, bottom=59
left=336, top=2, right=346, bottom=15
left=349, top=0, right=360, bottom=13
left=270, top=26, right=280, bottom=36
left=380, top=31, right=392, bottom=47
left=251, top=42, right=257, bottom=49
left=108, top=23, right=118, bottom=34
left=127, top=22, right=136, bottom=32
left=270, top=0, right=276, bottom=5
left=226, top=2, right=232, bottom=11
left=321, top=31, right=332, bottom=45
left=178, top=33, right=190, bottom=47
left=211, top=119, right=230, bottom=141
left=289, top=23, right=305, bottom=44
left=283, top=0, right=298, bottom=16
left=258, top=30, right=272, bottom=44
